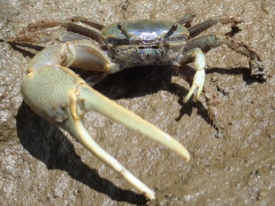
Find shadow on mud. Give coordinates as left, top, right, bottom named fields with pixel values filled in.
left=15, top=64, right=260, bottom=204
left=93, top=65, right=258, bottom=124
left=16, top=103, right=148, bottom=205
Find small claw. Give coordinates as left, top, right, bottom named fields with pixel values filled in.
left=183, top=69, right=205, bottom=103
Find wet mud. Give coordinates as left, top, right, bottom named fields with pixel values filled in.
left=0, top=0, right=274, bottom=205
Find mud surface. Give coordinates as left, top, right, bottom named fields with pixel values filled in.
left=0, top=0, right=274, bottom=205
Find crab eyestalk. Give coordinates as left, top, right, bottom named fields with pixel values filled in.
left=164, top=23, right=178, bottom=40
left=117, top=23, right=132, bottom=40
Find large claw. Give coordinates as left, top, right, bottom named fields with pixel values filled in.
left=21, top=61, right=190, bottom=199
left=66, top=82, right=190, bottom=199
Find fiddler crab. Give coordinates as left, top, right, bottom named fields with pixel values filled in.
left=9, top=13, right=267, bottom=199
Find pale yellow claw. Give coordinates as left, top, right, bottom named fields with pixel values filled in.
left=78, top=84, right=190, bottom=162
left=69, top=89, right=81, bottom=120
left=63, top=82, right=190, bottom=199
left=21, top=41, right=190, bottom=200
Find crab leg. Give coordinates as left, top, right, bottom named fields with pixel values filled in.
left=21, top=40, right=190, bottom=199
left=180, top=32, right=268, bottom=102
left=8, top=18, right=106, bottom=46
left=184, top=35, right=266, bottom=80
left=70, top=16, right=105, bottom=30
left=188, top=16, right=238, bottom=38
left=177, top=13, right=196, bottom=27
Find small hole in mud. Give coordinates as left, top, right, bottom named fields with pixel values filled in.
left=258, top=67, right=264, bottom=72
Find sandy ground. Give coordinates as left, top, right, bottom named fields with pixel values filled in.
left=0, top=0, right=274, bottom=205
